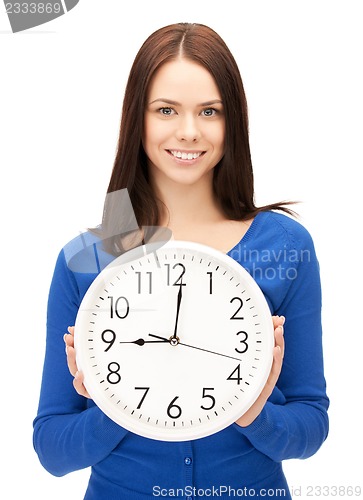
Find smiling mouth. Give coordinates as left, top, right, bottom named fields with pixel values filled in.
left=167, top=150, right=206, bottom=160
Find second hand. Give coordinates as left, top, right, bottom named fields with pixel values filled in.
left=148, top=334, right=242, bottom=361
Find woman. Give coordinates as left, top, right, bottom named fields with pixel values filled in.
left=33, top=23, right=329, bottom=499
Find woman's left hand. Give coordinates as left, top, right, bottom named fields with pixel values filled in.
left=235, top=315, right=285, bottom=427
left=64, top=326, right=91, bottom=398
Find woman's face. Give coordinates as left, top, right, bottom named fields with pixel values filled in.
left=143, top=58, right=225, bottom=191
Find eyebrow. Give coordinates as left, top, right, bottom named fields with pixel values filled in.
left=149, top=98, right=223, bottom=106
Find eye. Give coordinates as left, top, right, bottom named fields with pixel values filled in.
left=201, top=108, right=218, bottom=117
left=159, top=107, right=175, bottom=116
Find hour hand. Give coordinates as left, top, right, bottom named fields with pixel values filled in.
left=148, top=333, right=170, bottom=342
left=120, top=336, right=169, bottom=346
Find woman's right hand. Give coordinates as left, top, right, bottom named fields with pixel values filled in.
left=64, top=326, right=91, bottom=398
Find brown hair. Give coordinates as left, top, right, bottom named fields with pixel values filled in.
left=101, top=23, right=295, bottom=252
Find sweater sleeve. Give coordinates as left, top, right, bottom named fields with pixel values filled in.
left=33, top=250, right=129, bottom=476
left=234, top=215, right=329, bottom=461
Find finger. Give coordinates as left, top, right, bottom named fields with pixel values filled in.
left=64, top=334, right=74, bottom=349
left=73, top=371, right=91, bottom=398
left=270, top=344, right=283, bottom=384
left=63, top=327, right=91, bottom=399
left=261, top=343, right=284, bottom=398
left=66, top=344, right=78, bottom=377
left=64, top=326, right=75, bottom=348
left=272, top=315, right=285, bottom=329
left=262, top=326, right=284, bottom=395
left=274, top=324, right=285, bottom=359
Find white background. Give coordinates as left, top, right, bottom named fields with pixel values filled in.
left=1, top=1, right=362, bottom=498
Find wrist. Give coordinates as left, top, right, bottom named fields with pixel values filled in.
left=235, top=399, right=266, bottom=427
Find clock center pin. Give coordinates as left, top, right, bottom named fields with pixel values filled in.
left=170, top=336, right=180, bottom=346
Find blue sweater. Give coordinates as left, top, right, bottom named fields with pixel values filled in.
left=33, top=211, right=329, bottom=499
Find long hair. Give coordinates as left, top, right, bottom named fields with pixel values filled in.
left=100, top=23, right=295, bottom=253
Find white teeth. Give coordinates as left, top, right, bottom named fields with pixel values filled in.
left=170, top=150, right=202, bottom=160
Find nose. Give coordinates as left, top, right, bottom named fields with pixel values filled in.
left=175, top=114, right=201, bottom=142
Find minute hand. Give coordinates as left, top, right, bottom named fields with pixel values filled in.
left=172, top=282, right=183, bottom=341
left=148, top=334, right=242, bottom=361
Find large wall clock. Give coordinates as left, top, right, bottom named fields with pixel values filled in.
left=75, top=240, right=274, bottom=441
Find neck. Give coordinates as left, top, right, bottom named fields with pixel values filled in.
left=152, top=177, right=225, bottom=231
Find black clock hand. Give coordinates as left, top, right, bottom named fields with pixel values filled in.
left=172, top=281, right=183, bottom=341
left=120, top=337, right=169, bottom=346
left=178, top=342, right=242, bottom=361
left=148, top=334, right=242, bottom=361
left=148, top=334, right=170, bottom=342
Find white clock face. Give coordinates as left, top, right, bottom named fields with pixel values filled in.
left=75, top=240, right=274, bottom=441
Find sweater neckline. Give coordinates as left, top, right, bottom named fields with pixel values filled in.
left=226, top=211, right=266, bottom=255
